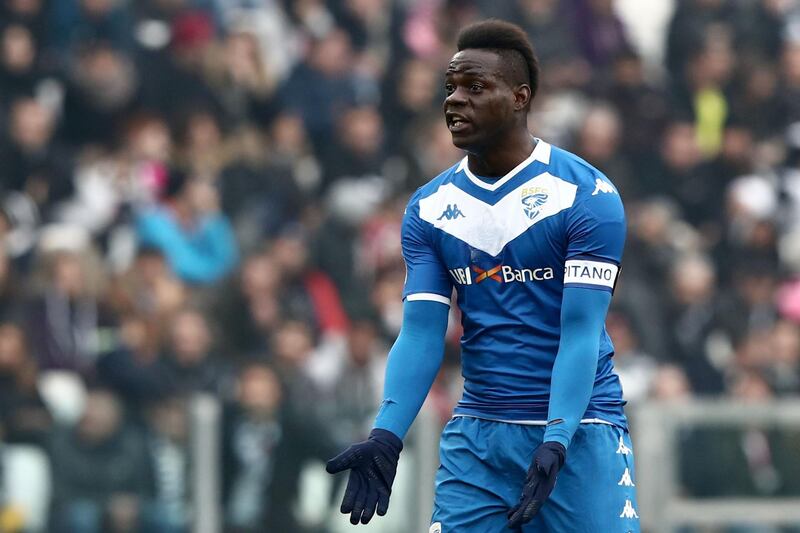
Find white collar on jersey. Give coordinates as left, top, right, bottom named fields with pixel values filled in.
left=456, top=138, right=551, bottom=192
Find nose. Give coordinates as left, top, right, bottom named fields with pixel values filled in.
left=445, top=86, right=468, bottom=107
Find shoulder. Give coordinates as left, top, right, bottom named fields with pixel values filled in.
left=406, top=160, right=462, bottom=210
left=401, top=161, right=462, bottom=245
left=548, top=144, right=620, bottom=198
left=546, top=143, right=624, bottom=218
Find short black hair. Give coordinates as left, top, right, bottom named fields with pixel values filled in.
left=456, top=19, right=539, bottom=100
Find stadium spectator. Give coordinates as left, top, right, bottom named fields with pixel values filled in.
left=0, top=23, right=43, bottom=107
left=269, top=225, right=349, bottom=336
left=213, top=249, right=281, bottom=357
left=47, top=0, right=134, bottom=57
left=204, top=29, right=277, bottom=126
left=221, top=363, right=334, bottom=532
left=24, top=244, right=116, bottom=376
left=279, top=28, right=361, bottom=147
left=516, top=0, right=589, bottom=91
left=0, top=249, right=25, bottom=322
left=572, top=0, right=631, bottom=70
left=142, top=395, right=191, bottom=533
left=49, top=388, right=151, bottom=533
left=59, top=42, right=139, bottom=149
left=0, top=97, right=74, bottom=215
left=0, top=322, right=52, bottom=445
left=135, top=167, right=239, bottom=285
left=157, top=307, right=232, bottom=397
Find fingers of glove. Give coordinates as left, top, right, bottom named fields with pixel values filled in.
left=507, top=498, right=542, bottom=528
left=507, top=503, right=520, bottom=520
left=508, top=475, right=544, bottom=528
left=349, top=474, right=368, bottom=525
left=376, top=488, right=391, bottom=516
left=506, top=503, right=525, bottom=529
left=326, top=446, right=358, bottom=474
left=532, top=469, right=558, bottom=503
left=340, top=471, right=362, bottom=514
left=359, top=486, right=380, bottom=524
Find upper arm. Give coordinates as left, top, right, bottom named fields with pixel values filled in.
left=401, top=192, right=453, bottom=306
left=564, top=176, right=626, bottom=293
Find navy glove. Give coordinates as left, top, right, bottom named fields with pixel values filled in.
left=507, top=441, right=566, bottom=529
left=326, top=428, right=403, bottom=525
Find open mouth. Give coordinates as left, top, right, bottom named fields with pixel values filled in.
left=446, top=113, right=471, bottom=133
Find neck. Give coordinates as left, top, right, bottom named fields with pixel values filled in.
left=467, top=126, right=534, bottom=178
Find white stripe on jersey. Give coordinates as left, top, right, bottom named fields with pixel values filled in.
left=406, top=292, right=451, bottom=306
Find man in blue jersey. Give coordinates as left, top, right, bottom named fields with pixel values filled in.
left=326, top=19, right=640, bottom=532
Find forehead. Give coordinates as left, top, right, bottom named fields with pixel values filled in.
left=446, top=49, right=503, bottom=78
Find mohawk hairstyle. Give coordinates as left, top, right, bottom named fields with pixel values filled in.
left=456, top=19, right=539, bottom=101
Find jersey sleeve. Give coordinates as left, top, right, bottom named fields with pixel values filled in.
left=401, top=190, right=453, bottom=306
left=563, top=175, right=626, bottom=292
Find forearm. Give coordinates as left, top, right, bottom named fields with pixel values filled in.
left=544, top=287, right=611, bottom=448
left=373, top=300, right=449, bottom=439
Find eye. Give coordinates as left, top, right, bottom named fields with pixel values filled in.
left=470, top=83, right=483, bottom=93
left=445, top=83, right=455, bottom=95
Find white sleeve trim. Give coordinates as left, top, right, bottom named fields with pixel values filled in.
left=563, top=259, right=619, bottom=289
left=405, top=293, right=451, bottom=306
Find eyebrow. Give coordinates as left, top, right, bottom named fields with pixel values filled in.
left=445, top=65, right=491, bottom=78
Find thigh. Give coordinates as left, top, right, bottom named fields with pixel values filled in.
left=537, top=424, right=640, bottom=533
left=431, top=417, right=531, bottom=533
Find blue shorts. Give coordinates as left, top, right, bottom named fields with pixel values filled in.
left=430, top=416, right=640, bottom=533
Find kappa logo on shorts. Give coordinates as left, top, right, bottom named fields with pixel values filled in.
left=616, top=435, right=631, bottom=455
left=429, top=522, right=442, bottom=533
left=619, top=499, right=639, bottom=519
left=618, top=467, right=635, bottom=487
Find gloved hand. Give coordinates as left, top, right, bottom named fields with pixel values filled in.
left=507, top=441, right=566, bottom=529
left=326, top=428, right=403, bottom=525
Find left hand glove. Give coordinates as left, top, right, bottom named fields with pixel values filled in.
left=507, top=441, right=566, bottom=529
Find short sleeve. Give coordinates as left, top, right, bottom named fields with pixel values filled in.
left=563, top=176, right=626, bottom=292
left=401, top=191, right=453, bottom=306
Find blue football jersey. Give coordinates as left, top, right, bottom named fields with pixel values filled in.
left=401, top=139, right=628, bottom=427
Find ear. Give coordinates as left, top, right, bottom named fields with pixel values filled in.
left=513, top=84, right=532, bottom=112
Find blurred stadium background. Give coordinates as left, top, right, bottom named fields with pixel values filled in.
left=1, top=0, right=800, bottom=531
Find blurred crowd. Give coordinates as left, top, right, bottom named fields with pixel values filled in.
left=2, top=0, right=800, bottom=530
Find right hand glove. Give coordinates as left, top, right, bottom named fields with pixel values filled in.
left=326, top=428, right=403, bottom=525
left=507, top=440, right=567, bottom=529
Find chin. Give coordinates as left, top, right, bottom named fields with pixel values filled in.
left=450, top=133, right=478, bottom=151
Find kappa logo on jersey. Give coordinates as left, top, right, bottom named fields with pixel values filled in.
left=592, top=178, right=616, bottom=196
left=618, top=467, right=635, bottom=487
left=619, top=499, right=639, bottom=519
left=520, top=186, right=549, bottom=220
left=437, top=204, right=465, bottom=220
left=429, top=522, right=442, bottom=533
left=449, top=265, right=555, bottom=285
